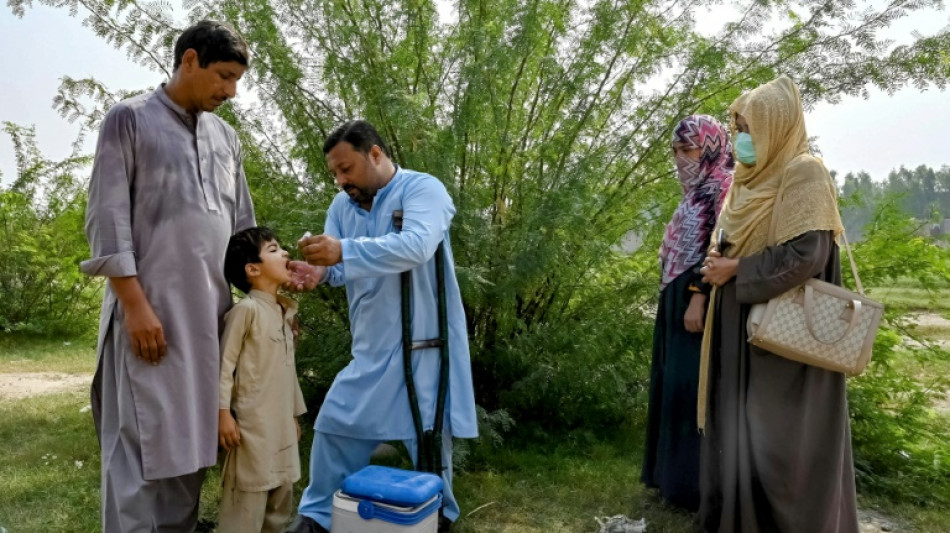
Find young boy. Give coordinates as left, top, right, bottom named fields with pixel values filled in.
left=218, top=226, right=307, bottom=533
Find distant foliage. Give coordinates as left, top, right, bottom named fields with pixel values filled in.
left=0, top=123, right=101, bottom=335
left=843, top=196, right=950, bottom=505
left=838, top=165, right=950, bottom=239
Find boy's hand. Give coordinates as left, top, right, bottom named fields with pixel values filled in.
left=291, top=316, right=301, bottom=349
left=219, top=409, right=241, bottom=451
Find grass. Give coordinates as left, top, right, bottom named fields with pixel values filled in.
left=859, top=494, right=950, bottom=533
left=0, top=386, right=691, bottom=533
left=3, top=322, right=950, bottom=533
left=0, top=333, right=97, bottom=374
left=915, top=322, right=950, bottom=340
left=0, top=390, right=226, bottom=532
left=0, top=391, right=101, bottom=532
left=863, top=286, right=950, bottom=381
left=2, top=388, right=950, bottom=532
left=868, top=287, right=950, bottom=313
left=451, top=440, right=694, bottom=533
left=0, top=330, right=695, bottom=532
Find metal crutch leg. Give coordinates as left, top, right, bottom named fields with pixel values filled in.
left=392, top=210, right=450, bottom=475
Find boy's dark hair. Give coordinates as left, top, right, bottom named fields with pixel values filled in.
left=322, top=120, right=389, bottom=157
left=225, top=226, right=277, bottom=294
left=173, top=20, right=249, bottom=71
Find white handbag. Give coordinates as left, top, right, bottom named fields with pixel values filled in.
left=746, top=196, right=883, bottom=376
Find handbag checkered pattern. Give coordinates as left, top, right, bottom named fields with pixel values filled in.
left=747, top=278, right=883, bottom=376
left=745, top=184, right=883, bottom=376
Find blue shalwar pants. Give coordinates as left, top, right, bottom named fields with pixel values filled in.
left=297, top=430, right=457, bottom=529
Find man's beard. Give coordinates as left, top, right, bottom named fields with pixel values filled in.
left=344, top=184, right=375, bottom=204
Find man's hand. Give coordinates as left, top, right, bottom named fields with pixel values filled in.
left=295, top=417, right=301, bottom=442
left=111, top=276, right=166, bottom=365
left=299, top=234, right=343, bottom=267
left=700, top=249, right=739, bottom=287
left=285, top=260, right=325, bottom=292
left=684, top=293, right=707, bottom=333
left=219, top=409, right=241, bottom=451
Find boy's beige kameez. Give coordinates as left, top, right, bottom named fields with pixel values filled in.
left=218, top=289, right=307, bottom=533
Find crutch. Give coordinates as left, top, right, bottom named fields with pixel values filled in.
left=392, top=210, right=450, bottom=476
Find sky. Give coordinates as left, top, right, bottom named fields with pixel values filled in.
left=1, top=3, right=949, bottom=187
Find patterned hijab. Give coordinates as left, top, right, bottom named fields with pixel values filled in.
left=659, top=115, right=734, bottom=289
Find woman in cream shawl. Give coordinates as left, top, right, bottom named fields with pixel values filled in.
left=696, top=76, right=859, bottom=532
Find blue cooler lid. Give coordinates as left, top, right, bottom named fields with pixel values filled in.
left=342, top=466, right=444, bottom=507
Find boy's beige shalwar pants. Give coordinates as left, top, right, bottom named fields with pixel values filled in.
left=217, top=464, right=293, bottom=533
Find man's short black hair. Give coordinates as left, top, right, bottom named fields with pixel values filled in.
left=173, top=20, right=249, bottom=71
left=322, top=120, right=390, bottom=157
left=224, top=226, right=277, bottom=294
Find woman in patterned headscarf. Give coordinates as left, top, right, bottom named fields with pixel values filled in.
left=641, top=114, right=733, bottom=511
left=696, top=76, right=858, bottom=532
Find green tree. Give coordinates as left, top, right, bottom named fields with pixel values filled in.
left=7, top=1, right=950, bottom=502
left=10, top=0, right=950, bottom=426
left=885, top=164, right=943, bottom=219
left=839, top=164, right=950, bottom=236
left=843, top=194, right=950, bottom=505
left=0, top=123, right=101, bottom=335
left=838, top=170, right=882, bottom=239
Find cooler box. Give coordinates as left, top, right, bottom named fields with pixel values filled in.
left=331, top=466, right=444, bottom=533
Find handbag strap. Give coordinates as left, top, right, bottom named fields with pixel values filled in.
left=803, top=284, right=863, bottom=343
left=769, top=177, right=865, bottom=296
left=839, top=231, right=864, bottom=295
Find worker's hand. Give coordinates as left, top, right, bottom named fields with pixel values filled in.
left=684, top=293, right=707, bottom=333
left=285, top=261, right=324, bottom=292
left=299, top=234, right=343, bottom=267
left=219, top=409, right=241, bottom=451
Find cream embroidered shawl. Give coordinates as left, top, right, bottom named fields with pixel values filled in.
left=697, top=76, right=845, bottom=431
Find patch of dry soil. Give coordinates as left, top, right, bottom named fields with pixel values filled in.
left=908, top=312, right=950, bottom=349
left=0, top=372, right=90, bottom=400
left=859, top=508, right=904, bottom=532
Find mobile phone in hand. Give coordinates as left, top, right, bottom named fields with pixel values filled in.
left=716, top=228, right=730, bottom=253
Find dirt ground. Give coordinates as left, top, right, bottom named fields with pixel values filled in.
left=0, top=372, right=90, bottom=400
left=858, top=509, right=902, bottom=532
left=911, top=312, right=950, bottom=329
left=908, top=312, right=950, bottom=349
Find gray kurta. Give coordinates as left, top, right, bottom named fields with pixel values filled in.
left=699, top=230, right=859, bottom=533
left=82, top=86, right=256, bottom=481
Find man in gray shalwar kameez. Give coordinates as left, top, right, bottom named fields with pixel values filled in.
left=80, top=21, right=255, bottom=532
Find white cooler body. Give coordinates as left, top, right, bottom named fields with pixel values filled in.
left=330, top=490, right=439, bottom=533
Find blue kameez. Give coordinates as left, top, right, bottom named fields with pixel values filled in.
left=298, top=167, right=477, bottom=528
